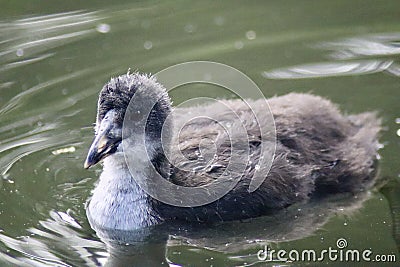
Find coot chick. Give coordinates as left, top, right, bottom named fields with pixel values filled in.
left=84, top=72, right=380, bottom=230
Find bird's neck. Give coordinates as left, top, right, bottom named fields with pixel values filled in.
left=87, top=151, right=164, bottom=231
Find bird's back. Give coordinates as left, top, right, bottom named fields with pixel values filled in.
left=162, top=93, right=380, bottom=222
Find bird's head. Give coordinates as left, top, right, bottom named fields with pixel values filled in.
left=84, top=72, right=171, bottom=169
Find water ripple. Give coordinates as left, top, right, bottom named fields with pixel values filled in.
left=0, top=10, right=102, bottom=67
left=0, top=210, right=105, bottom=267
left=0, top=132, right=77, bottom=176
left=0, top=69, right=92, bottom=115
left=263, top=60, right=393, bottom=79
left=0, top=53, right=54, bottom=72
left=318, top=32, right=400, bottom=60
left=263, top=32, right=400, bottom=80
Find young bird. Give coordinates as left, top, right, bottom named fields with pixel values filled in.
left=84, top=72, right=380, bottom=231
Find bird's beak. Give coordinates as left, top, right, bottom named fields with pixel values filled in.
left=84, top=134, right=113, bottom=169
left=84, top=113, right=121, bottom=169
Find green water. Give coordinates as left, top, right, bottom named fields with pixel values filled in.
left=0, top=0, right=399, bottom=266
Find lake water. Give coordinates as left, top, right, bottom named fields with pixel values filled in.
left=0, top=1, right=399, bottom=266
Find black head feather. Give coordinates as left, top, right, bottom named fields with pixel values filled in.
left=96, top=72, right=172, bottom=139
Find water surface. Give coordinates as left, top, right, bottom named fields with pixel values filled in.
left=0, top=0, right=399, bottom=266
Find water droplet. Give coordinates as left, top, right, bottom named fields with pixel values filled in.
left=344, top=222, right=348, bottom=226
left=45, top=168, right=50, bottom=172
left=62, top=88, right=68, bottom=95
left=395, top=118, right=400, bottom=124
left=397, top=129, right=400, bottom=137
left=16, top=48, right=24, bottom=57
left=144, top=41, right=153, bottom=50
left=255, top=164, right=260, bottom=170
left=234, top=41, right=244, bottom=49
left=96, top=23, right=110, bottom=33
left=245, top=30, right=256, bottom=40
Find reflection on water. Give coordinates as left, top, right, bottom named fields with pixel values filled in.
left=0, top=210, right=105, bottom=266
left=0, top=11, right=109, bottom=178
left=263, top=32, right=400, bottom=79
left=0, top=11, right=101, bottom=66
left=381, top=181, right=400, bottom=252
left=0, top=1, right=399, bottom=266
left=319, top=32, right=400, bottom=59
left=263, top=60, right=395, bottom=79
left=1, top=190, right=367, bottom=266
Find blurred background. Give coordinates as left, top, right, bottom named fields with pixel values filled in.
left=0, top=0, right=399, bottom=266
